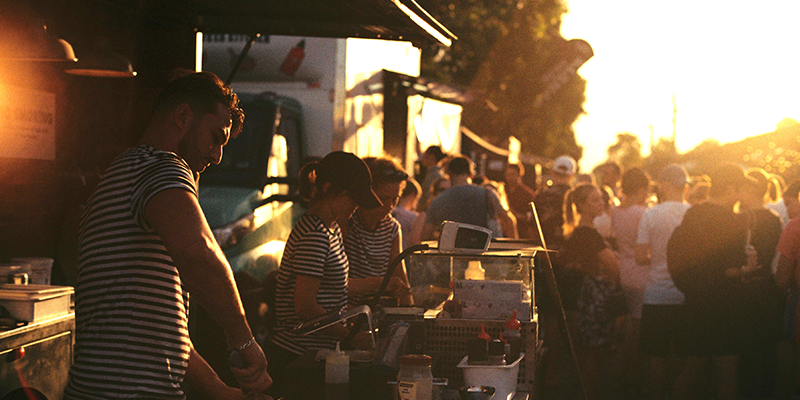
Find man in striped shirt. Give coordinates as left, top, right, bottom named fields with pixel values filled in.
left=64, top=71, right=272, bottom=399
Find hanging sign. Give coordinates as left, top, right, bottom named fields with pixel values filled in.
left=0, top=83, right=56, bottom=160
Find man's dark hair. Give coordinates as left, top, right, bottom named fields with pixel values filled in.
left=445, top=155, right=473, bottom=177
left=424, top=145, right=446, bottom=162
left=620, top=167, right=650, bottom=196
left=152, top=69, right=245, bottom=138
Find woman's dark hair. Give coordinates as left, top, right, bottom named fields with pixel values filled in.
left=152, top=69, right=245, bottom=138
left=298, top=157, right=322, bottom=207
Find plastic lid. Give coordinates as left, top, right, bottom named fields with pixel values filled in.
left=400, top=354, right=432, bottom=366
left=506, top=310, right=521, bottom=330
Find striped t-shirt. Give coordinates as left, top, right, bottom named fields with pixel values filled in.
left=345, top=215, right=400, bottom=305
left=64, top=145, right=195, bottom=400
left=271, top=213, right=349, bottom=355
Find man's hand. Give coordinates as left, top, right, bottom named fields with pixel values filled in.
left=230, top=342, right=272, bottom=394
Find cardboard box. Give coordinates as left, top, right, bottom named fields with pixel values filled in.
left=453, top=280, right=525, bottom=303
left=461, top=299, right=531, bottom=321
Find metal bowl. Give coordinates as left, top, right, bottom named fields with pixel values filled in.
left=458, top=386, right=495, bottom=400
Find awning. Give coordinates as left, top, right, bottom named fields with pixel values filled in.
left=134, top=0, right=457, bottom=48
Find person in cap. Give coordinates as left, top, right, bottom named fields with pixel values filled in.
left=533, top=155, right=577, bottom=392
left=635, top=164, right=692, bottom=399
left=64, top=70, right=272, bottom=400
left=345, top=156, right=414, bottom=307
left=533, top=155, right=577, bottom=250
left=267, top=151, right=380, bottom=397
left=667, top=162, right=757, bottom=400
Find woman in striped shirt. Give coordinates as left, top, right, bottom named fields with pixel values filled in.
left=267, top=151, right=381, bottom=397
left=345, top=157, right=414, bottom=306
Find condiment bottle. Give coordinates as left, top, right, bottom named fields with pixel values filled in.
left=488, top=339, right=506, bottom=365
left=397, top=354, right=433, bottom=400
left=325, top=342, right=349, bottom=400
left=503, top=310, right=522, bottom=363
left=466, top=337, right=488, bottom=365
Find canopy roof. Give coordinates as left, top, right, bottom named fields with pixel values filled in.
left=135, top=0, right=457, bottom=47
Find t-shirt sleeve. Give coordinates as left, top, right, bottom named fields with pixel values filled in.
left=132, top=153, right=197, bottom=232
left=778, top=219, right=800, bottom=262
left=286, top=225, right=330, bottom=279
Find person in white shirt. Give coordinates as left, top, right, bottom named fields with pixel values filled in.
left=635, top=164, right=692, bottom=400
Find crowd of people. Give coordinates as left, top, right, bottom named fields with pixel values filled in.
left=531, top=157, right=800, bottom=400
left=63, top=68, right=800, bottom=399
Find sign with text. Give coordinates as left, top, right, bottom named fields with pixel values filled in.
left=0, top=84, right=56, bottom=160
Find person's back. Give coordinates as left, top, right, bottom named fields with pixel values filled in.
left=426, top=184, right=495, bottom=228
left=69, top=146, right=196, bottom=398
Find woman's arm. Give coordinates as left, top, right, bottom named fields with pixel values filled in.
left=294, top=274, right=350, bottom=339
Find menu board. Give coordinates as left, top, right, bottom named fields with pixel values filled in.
left=0, top=83, right=56, bottom=160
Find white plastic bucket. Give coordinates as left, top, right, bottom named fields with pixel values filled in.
left=457, top=353, right=524, bottom=400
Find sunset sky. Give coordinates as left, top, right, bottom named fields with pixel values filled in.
left=560, top=0, right=800, bottom=172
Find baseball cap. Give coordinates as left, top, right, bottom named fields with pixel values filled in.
left=552, top=155, right=576, bottom=176
left=315, top=151, right=383, bottom=209
left=658, top=164, right=689, bottom=187
left=708, top=162, right=758, bottom=189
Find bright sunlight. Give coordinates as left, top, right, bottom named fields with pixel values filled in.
left=561, top=0, right=800, bottom=171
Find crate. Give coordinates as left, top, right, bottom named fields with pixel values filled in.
left=423, top=317, right=540, bottom=392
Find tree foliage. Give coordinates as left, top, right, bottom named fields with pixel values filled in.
left=606, top=133, right=644, bottom=171
left=418, top=0, right=585, bottom=161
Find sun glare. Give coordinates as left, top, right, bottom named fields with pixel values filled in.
left=561, top=0, right=800, bottom=170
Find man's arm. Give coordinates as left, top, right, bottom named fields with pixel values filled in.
left=146, top=189, right=270, bottom=393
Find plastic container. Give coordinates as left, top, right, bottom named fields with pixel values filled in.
left=398, top=354, right=433, bottom=400
left=457, top=353, right=524, bottom=400
left=0, top=284, right=73, bottom=322
left=325, top=342, right=349, bottom=400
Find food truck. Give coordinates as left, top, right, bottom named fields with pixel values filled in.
left=0, top=2, right=548, bottom=399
